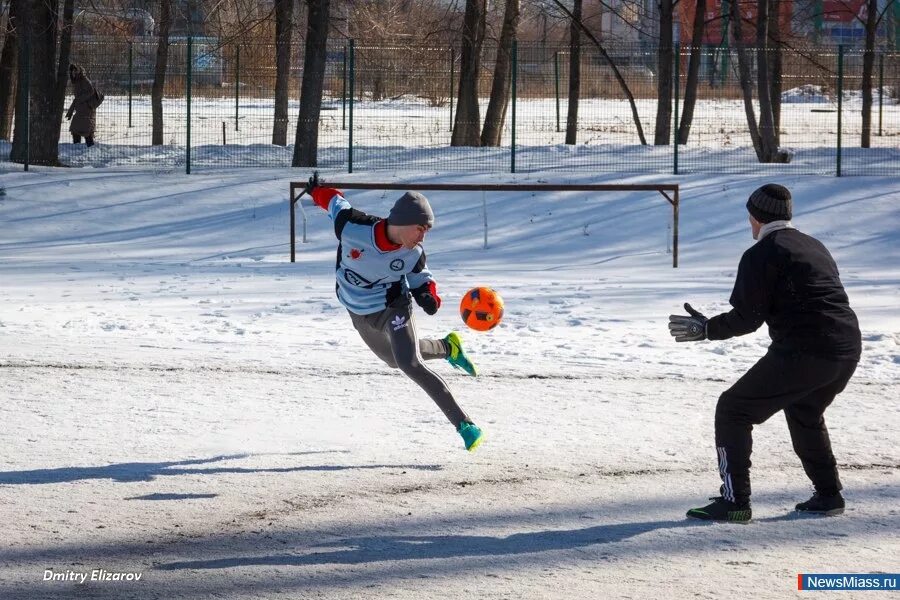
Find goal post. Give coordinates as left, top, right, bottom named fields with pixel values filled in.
left=289, top=180, right=680, bottom=267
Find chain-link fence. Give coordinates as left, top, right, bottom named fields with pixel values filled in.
left=2, top=37, right=898, bottom=175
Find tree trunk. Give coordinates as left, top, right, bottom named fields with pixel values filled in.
left=654, top=0, right=674, bottom=145
left=480, top=0, right=520, bottom=147
left=151, top=0, right=172, bottom=146
left=292, top=0, right=330, bottom=167
left=451, top=0, right=486, bottom=146
left=678, top=0, right=707, bottom=144
left=22, top=0, right=57, bottom=164
left=273, top=0, right=294, bottom=146
left=861, top=0, right=877, bottom=147
left=9, top=0, right=29, bottom=163
left=0, top=0, right=20, bottom=141
left=10, top=0, right=73, bottom=165
left=754, top=0, right=779, bottom=162
left=769, top=0, right=783, bottom=145
left=54, top=0, right=75, bottom=125
left=730, top=0, right=763, bottom=160
left=564, top=0, right=582, bottom=145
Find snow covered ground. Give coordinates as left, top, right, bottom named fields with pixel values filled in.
left=3, top=87, right=897, bottom=174
left=0, top=163, right=898, bottom=599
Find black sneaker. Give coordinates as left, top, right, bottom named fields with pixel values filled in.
left=687, top=496, right=752, bottom=523
left=796, top=491, right=845, bottom=516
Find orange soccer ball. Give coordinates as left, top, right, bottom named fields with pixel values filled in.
left=459, top=287, right=504, bottom=332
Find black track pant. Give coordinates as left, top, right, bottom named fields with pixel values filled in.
left=715, top=350, right=857, bottom=503
left=349, top=297, right=469, bottom=427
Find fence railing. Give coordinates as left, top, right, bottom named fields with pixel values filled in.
left=2, top=38, right=898, bottom=176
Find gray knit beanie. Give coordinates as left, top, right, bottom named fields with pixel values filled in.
left=388, top=191, right=434, bottom=227
left=747, top=184, right=792, bottom=223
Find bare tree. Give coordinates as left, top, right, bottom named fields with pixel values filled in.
left=273, top=0, right=293, bottom=146
left=551, top=0, right=647, bottom=144
left=730, top=0, right=761, bottom=158
left=769, top=0, right=783, bottom=145
left=481, top=0, right=520, bottom=146
left=451, top=0, right=486, bottom=146
left=151, top=0, right=172, bottom=146
left=10, top=0, right=75, bottom=165
left=860, top=0, right=883, bottom=147
left=292, top=0, right=330, bottom=167
left=0, top=0, right=20, bottom=140
left=565, top=0, right=581, bottom=145
left=754, top=0, right=779, bottom=160
left=730, top=0, right=786, bottom=162
left=677, top=0, right=706, bottom=143
left=654, top=0, right=675, bottom=145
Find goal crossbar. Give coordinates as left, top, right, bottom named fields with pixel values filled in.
left=289, top=181, right=679, bottom=267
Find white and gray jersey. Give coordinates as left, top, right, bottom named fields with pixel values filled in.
left=326, top=194, right=435, bottom=315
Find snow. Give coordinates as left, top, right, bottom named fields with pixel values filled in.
left=0, top=155, right=898, bottom=598
left=3, top=88, right=898, bottom=175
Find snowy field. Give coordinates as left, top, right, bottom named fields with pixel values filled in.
left=0, top=160, right=898, bottom=598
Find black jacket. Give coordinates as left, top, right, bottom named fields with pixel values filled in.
left=707, top=228, right=861, bottom=360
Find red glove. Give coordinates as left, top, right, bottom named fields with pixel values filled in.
left=412, top=281, right=441, bottom=315
left=310, top=187, right=343, bottom=211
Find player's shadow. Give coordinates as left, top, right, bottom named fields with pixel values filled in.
left=159, top=519, right=698, bottom=571
left=0, top=452, right=442, bottom=485
left=124, top=493, right=219, bottom=501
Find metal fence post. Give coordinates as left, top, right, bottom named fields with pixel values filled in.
left=22, top=29, right=30, bottom=171
left=554, top=50, right=560, bottom=132
left=235, top=45, right=240, bottom=131
left=673, top=187, right=679, bottom=268
left=450, top=47, right=455, bottom=132
left=482, top=190, right=488, bottom=249
left=128, top=42, right=133, bottom=128
left=836, top=44, right=843, bottom=177
left=814, top=0, right=824, bottom=40
left=348, top=39, right=355, bottom=173
left=511, top=40, right=517, bottom=174
left=342, top=45, right=347, bottom=131
left=878, top=53, right=884, bottom=136
left=720, top=0, right=730, bottom=85
left=290, top=188, right=296, bottom=262
left=673, top=42, right=680, bottom=175
left=186, top=37, right=192, bottom=175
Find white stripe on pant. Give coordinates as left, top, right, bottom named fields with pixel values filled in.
left=717, top=446, right=735, bottom=502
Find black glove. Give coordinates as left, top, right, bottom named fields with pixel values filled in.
left=65, top=112, right=72, bottom=121
left=302, top=171, right=319, bottom=197
left=412, top=281, right=441, bottom=315
left=668, top=302, right=708, bottom=342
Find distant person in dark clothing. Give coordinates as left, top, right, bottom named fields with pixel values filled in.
left=669, top=183, right=861, bottom=522
left=65, top=64, right=103, bottom=146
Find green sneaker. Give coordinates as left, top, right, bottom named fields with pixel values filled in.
left=686, top=496, right=752, bottom=523
left=445, top=332, right=478, bottom=377
left=457, top=421, right=484, bottom=452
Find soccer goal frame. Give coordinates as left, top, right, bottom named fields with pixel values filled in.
left=289, top=180, right=680, bottom=268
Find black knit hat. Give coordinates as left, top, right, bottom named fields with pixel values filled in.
left=746, top=184, right=792, bottom=223
left=388, top=191, right=434, bottom=227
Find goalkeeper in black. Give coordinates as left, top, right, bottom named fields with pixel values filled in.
left=669, top=183, right=861, bottom=522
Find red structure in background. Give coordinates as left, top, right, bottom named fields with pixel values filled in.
left=677, top=0, right=794, bottom=45
left=821, top=0, right=866, bottom=23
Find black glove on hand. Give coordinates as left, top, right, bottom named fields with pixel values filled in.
left=412, top=281, right=441, bottom=315
left=302, top=171, right=319, bottom=197
left=668, top=302, right=708, bottom=342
